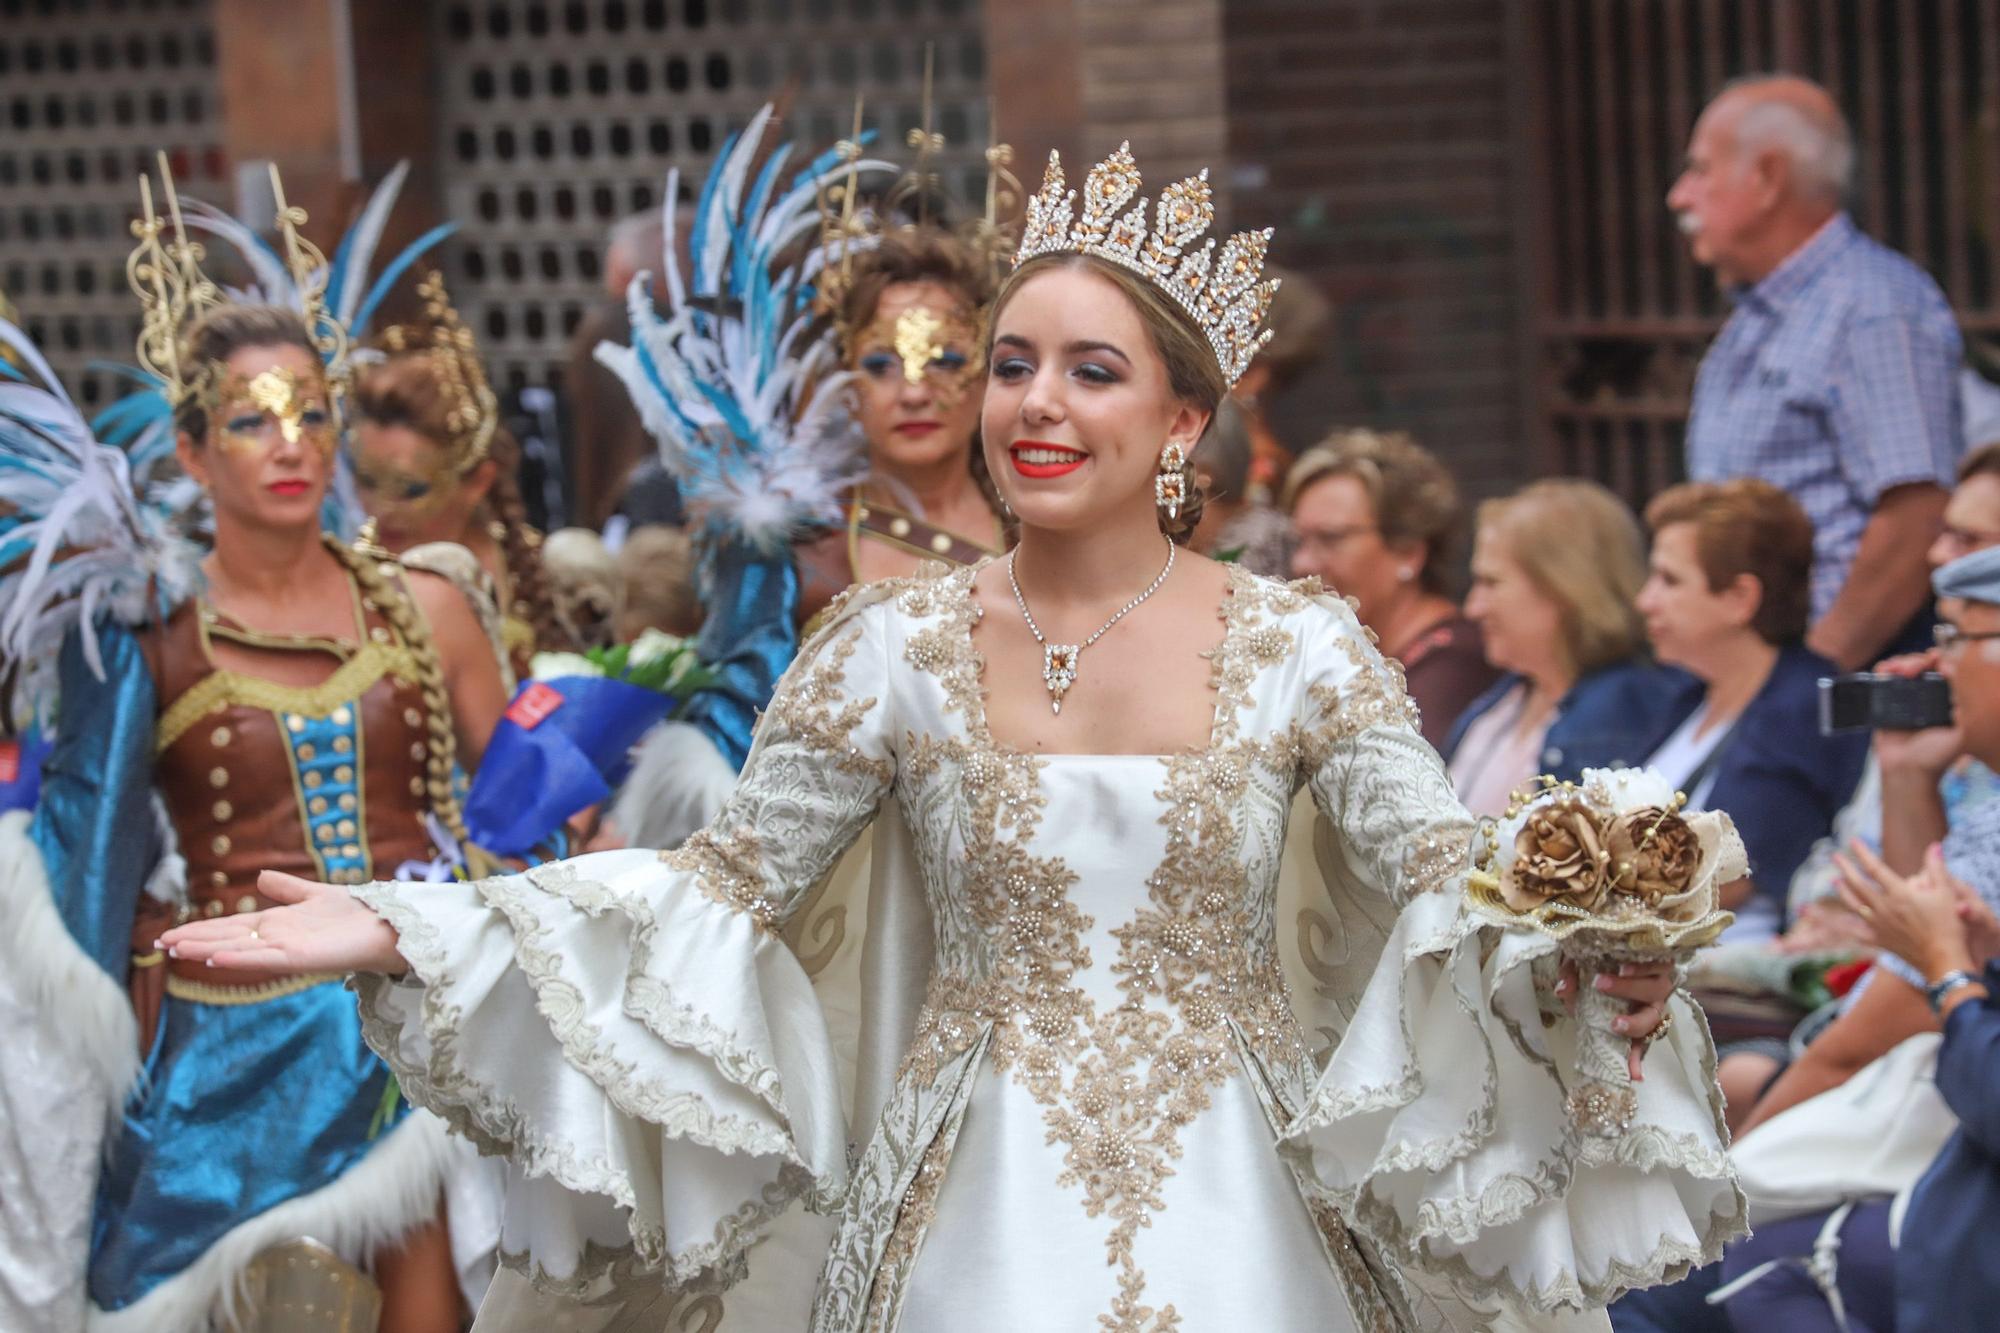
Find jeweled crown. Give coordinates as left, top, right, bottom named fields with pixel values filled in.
left=1014, top=144, right=1279, bottom=387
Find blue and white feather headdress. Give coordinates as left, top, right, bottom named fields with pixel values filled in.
left=102, top=155, right=456, bottom=534
left=0, top=317, right=203, bottom=725
left=595, top=104, right=894, bottom=551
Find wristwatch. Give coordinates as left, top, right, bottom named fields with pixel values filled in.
left=1926, top=969, right=1985, bottom=1016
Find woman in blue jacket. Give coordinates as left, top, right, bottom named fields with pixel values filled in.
left=1445, top=478, right=1694, bottom=815
left=1631, top=479, right=1869, bottom=941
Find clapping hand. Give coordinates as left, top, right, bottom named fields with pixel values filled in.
left=1834, top=840, right=1987, bottom=982
left=156, top=871, right=408, bottom=976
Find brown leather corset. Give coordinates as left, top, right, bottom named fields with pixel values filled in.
left=150, top=576, right=443, bottom=985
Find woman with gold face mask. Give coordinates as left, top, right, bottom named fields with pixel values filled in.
left=0, top=174, right=509, bottom=1330
left=794, top=227, right=1012, bottom=624
left=349, top=274, right=568, bottom=681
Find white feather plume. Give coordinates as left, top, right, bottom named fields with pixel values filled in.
left=0, top=320, right=202, bottom=726
left=594, top=105, right=895, bottom=551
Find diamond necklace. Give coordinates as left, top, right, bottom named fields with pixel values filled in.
left=1007, top=539, right=1176, bottom=715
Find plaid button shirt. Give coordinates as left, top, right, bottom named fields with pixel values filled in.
left=1685, top=213, right=1962, bottom=619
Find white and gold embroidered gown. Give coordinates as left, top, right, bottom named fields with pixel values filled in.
left=349, top=566, right=1743, bottom=1332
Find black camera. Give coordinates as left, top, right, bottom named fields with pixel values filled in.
left=1817, top=673, right=1954, bottom=735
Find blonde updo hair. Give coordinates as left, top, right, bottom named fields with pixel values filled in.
left=1283, top=429, right=1464, bottom=595
left=991, top=252, right=1226, bottom=545
left=1476, top=479, right=1649, bottom=678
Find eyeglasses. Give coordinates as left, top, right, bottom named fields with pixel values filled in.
left=1933, top=622, right=2000, bottom=652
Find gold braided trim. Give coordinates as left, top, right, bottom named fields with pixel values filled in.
left=130, top=950, right=166, bottom=969
left=155, top=640, right=417, bottom=756
left=337, top=535, right=483, bottom=867
left=165, top=971, right=344, bottom=1005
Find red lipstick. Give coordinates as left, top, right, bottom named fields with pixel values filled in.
left=268, top=479, right=310, bottom=497
left=1009, top=441, right=1088, bottom=480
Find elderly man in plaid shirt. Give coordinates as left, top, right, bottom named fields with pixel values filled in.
left=1671, top=75, right=1962, bottom=670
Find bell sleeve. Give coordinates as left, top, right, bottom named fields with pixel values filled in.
left=349, top=589, right=897, bottom=1292
left=1278, top=594, right=1745, bottom=1314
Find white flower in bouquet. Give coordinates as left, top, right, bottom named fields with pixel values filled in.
left=529, top=651, right=601, bottom=682
left=627, top=628, right=684, bottom=668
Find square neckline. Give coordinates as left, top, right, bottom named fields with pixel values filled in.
left=951, top=558, right=1254, bottom=763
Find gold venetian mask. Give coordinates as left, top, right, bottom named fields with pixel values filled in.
left=207, top=364, right=336, bottom=456
left=349, top=450, right=459, bottom=520
left=850, top=301, right=985, bottom=409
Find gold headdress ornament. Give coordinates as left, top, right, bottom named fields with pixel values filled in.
left=813, top=49, right=1023, bottom=339
left=0, top=287, right=22, bottom=373
left=378, top=270, right=499, bottom=472
left=126, top=151, right=349, bottom=412
left=1014, top=143, right=1280, bottom=387
left=883, top=44, right=945, bottom=228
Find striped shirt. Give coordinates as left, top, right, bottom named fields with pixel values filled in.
left=1685, top=213, right=1962, bottom=618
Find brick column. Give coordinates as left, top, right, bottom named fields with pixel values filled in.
left=1077, top=0, right=1230, bottom=214
left=210, top=0, right=443, bottom=305
left=988, top=0, right=1229, bottom=214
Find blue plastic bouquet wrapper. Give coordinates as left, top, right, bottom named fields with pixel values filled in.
left=459, top=675, right=675, bottom=857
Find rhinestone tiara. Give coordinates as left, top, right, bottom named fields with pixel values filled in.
left=1014, top=143, right=1279, bottom=387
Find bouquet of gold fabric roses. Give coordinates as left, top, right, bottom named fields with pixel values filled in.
left=1466, top=767, right=1746, bottom=1136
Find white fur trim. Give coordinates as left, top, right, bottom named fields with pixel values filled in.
left=142, top=793, right=186, bottom=906
left=0, top=810, right=139, bottom=1109
left=611, top=720, right=737, bottom=852
left=89, top=1110, right=459, bottom=1333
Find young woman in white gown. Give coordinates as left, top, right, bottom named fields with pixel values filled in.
left=161, top=144, right=1744, bottom=1332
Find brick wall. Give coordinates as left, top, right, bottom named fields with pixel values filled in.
left=1223, top=0, right=1524, bottom=504
left=1075, top=0, right=1229, bottom=210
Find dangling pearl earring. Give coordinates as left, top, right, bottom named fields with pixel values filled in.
left=1397, top=566, right=1416, bottom=583
left=1155, top=441, right=1188, bottom=521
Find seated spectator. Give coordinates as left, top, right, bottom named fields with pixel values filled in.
left=1188, top=401, right=1296, bottom=578
left=615, top=524, right=702, bottom=640
left=1634, top=480, right=1868, bottom=942
left=1446, top=479, right=1692, bottom=815
left=1286, top=429, right=1497, bottom=750
left=1716, top=442, right=2000, bottom=1113
left=1613, top=547, right=2000, bottom=1332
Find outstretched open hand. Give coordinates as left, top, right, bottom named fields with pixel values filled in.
left=156, top=871, right=407, bottom=976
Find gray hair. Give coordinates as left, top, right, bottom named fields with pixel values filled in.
left=1728, top=78, right=1855, bottom=204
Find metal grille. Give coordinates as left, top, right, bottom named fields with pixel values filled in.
left=0, top=0, right=225, bottom=409
left=434, top=0, right=991, bottom=397
left=1509, top=0, right=2000, bottom=506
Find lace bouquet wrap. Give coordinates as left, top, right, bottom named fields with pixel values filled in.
left=1465, top=767, right=1745, bottom=1137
